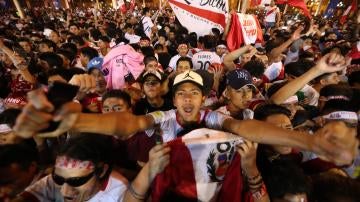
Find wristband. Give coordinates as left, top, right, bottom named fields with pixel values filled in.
left=251, top=182, right=267, bottom=200
left=128, top=182, right=146, bottom=200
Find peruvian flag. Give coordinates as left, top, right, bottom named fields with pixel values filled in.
left=151, top=128, right=253, bottom=201
left=226, top=13, right=263, bottom=51
left=276, top=0, right=312, bottom=19
left=117, top=0, right=135, bottom=14
left=340, top=0, right=358, bottom=24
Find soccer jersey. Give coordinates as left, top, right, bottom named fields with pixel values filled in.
left=192, top=51, right=221, bottom=70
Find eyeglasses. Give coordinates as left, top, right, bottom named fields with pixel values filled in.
left=52, top=171, right=95, bottom=187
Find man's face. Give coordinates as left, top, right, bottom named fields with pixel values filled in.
left=216, top=47, right=227, bottom=57
left=143, top=75, right=161, bottom=99
left=173, top=82, right=205, bottom=123
left=177, top=45, right=188, bottom=57
left=265, top=114, right=293, bottom=155
left=79, top=53, right=89, bottom=68
left=176, top=61, right=191, bottom=74
left=90, top=69, right=107, bottom=94
left=49, top=31, right=60, bottom=44
left=326, top=33, right=337, bottom=41
left=169, top=32, right=175, bottom=41
left=102, top=97, right=130, bottom=113
left=321, top=73, right=340, bottom=86
left=97, top=40, right=108, bottom=49
left=0, top=163, right=35, bottom=199
left=58, top=54, right=71, bottom=69
left=69, top=26, right=79, bottom=35
left=54, top=165, right=99, bottom=202
left=227, top=85, right=253, bottom=110
left=0, top=51, right=12, bottom=66
left=38, top=43, right=53, bottom=53
left=19, top=41, right=32, bottom=53
left=145, top=60, right=158, bottom=71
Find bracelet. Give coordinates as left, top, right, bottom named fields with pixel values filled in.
left=247, top=173, right=261, bottom=181
left=128, top=182, right=146, bottom=200
left=251, top=182, right=267, bottom=199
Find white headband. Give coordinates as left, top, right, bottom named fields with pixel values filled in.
left=322, top=111, right=358, bottom=121
left=55, top=156, right=95, bottom=170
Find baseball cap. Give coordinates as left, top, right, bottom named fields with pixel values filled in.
left=226, top=69, right=254, bottom=90
left=173, top=70, right=203, bottom=88
left=87, top=57, right=103, bottom=70
left=140, top=69, right=162, bottom=82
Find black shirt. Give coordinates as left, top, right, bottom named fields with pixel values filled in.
left=133, top=97, right=174, bottom=115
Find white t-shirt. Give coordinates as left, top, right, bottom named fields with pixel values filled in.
left=22, top=171, right=128, bottom=202
left=124, top=33, right=141, bottom=44
left=192, top=51, right=221, bottom=70
left=264, top=6, right=279, bottom=23
left=216, top=106, right=254, bottom=120
left=147, top=109, right=230, bottom=142
left=264, top=61, right=284, bottom=82
left=142, top=16, right=154, bottom=38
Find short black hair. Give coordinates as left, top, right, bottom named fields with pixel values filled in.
left=80, top=47, right=99, bottom=61
left=143, top=55, right=157, bottom=66
left=102, top=90, right=132, bottom=108
left=285, top=59, right=315, bottom=77
left=60, top=42, right=78, bottom=56
left=311, top=173, right=360, bottom=202
left=142, top=7, right=150, bottom=15
left=243, top=60, right=265, bottom=78
left=57, top=49, right=76, bottom=64
left=141, top=46, right=155, bottom=57
left=0, top=108, right=22, bottom=128
left=254, top=104, right=291, bottom=121
left=0, top=142, right=38, bottom=170
left=38, top=52, right=64, bottom=70
left=99, top=36, right=111, bottom=43
left=39, top=39, right=57, bottom=51
left=320, top=84, right=355, bottom=114
left=176, top=57, right=193, bottom=69
left=348, top=71, right=360, bottom=86
left=68, top=35, right=85, bottom=46
left=57, top=134, right=115, bottom=179
left=203, top=35, right=217, bottom=49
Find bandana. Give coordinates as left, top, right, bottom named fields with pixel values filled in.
left=55, top=156, right=95, bottom=170
left=325, top=95, right=350, bottom=101
left=322, top=111, right=358, bottom=122
left=0, top=124, right=11, bottom=133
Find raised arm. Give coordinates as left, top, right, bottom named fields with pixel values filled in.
left=223, top=118, right=358, bottom=166
left=270, top=53, right=349, bottom=104
left=268, top=26, right=303, bottom=64
left=223, top=45, right=254, bottom=71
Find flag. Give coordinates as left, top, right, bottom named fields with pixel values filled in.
left=323, top=0, right=339, bottom=18
left=340, top=0, right=358, bottom=24
left=250, top=0, right=262, bottom=7
left=168, top=0, right=229, bottom=37
left=151, top=128, right=250, bottom=202
left=276, top=0, right=312, bottom=18
left=226, top=13, right=263, bottom=51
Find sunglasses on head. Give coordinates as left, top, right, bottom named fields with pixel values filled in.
left=52, top=171, right=95, bottom=187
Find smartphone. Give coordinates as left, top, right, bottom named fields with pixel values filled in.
left=40, top=82, right=79, bottom=132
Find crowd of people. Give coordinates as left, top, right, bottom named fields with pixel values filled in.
left=0, top=1, right=360, bottom=202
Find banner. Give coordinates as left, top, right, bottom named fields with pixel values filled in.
left=168, top=0, right=229, bottom=37
left=323, top=0, right=339, bottom=18
left=227, top=13, right=263, bottom=51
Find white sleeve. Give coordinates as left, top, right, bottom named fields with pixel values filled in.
left=168, top=56, right=178, bottom=70
left=145, top=110, right=175, bottom=137
left=264, top=65, right=281, bottom=81
left=205, top=111, right=231, bottom=130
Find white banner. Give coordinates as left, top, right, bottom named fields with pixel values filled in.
left=237, top=13, right=262, bottom=45
left=169, top=0, right=229, bottom=37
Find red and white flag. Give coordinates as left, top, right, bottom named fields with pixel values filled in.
left=340, top=0, right=357, bottom=24
left=151, top=128, right=253, bottom=202
left=276, top=0, right=311, bottom=18
left=226, top=13, right=263, bottom=51
left=168, top=0, right=229, bottom=37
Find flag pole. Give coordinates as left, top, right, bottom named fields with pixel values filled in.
left=112, top=0, right=117, bottom=9
left=283, top=4, right=288, bottom=14
left=241, top=0, right=248, bottom=13
left=96, top=0, right=100, bottom=9
left=12, top=0, right=25, bottom=19
left=314, top=0, right=323, bottom=16
left=237, top=0, right=241, bottom=12
left=64, top=0, right=70, bottom=9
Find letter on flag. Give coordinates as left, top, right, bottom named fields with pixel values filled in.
left=168, top=0, right=229, bottom=37
left=151, top=128, right=248, bottom=201
left=226, top=13, right=263, bottom=51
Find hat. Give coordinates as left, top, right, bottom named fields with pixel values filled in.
left=141, top=69, right=162, bottom=82
left=173, top=70, right=203, bottom=88
left=87, top=57, right=103, bottom=70
left=226, top=69, right=254, bottom=90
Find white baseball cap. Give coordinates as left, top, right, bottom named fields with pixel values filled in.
left=173, top=70, right=203, bottom=88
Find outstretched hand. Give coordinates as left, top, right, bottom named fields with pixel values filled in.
left=314, top=53, right=350, bottom=75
